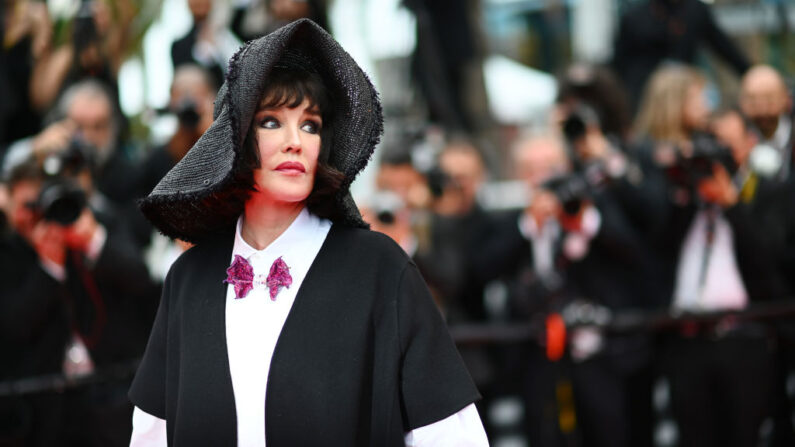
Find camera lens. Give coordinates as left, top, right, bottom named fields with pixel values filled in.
left=38, top=181, right=87, bottom=225
left=376, top=210, right=396, bottom=225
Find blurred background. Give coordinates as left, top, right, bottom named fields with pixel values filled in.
left=1, top=0, right=794, bottom=446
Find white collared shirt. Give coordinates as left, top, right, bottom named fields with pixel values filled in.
left=760, top=114, right=793, bottom=179
left=130, top=208, right=488, bottom=446
left=672, top=208, right=748, bottom=311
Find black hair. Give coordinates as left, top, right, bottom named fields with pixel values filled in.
left=6, top=158, right=44, bottom=189
left=221, top=65, right=345, bottom=221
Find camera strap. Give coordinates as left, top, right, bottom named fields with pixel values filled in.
left=66, top=251, right=107, bottom=350
left=695, top=207, right=718, bottom=301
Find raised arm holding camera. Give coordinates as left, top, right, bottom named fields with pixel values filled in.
left=0, top=151, right=158, bottom=445
left=632, top=64, right=789, bottom=447
left=471, top=130, right=649, bottom=447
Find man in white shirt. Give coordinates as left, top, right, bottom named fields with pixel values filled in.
left=474, top=132, right=650, bottom=447
left=657, top=108, right=789, bottom=447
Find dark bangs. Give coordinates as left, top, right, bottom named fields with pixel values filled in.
left=258, top=66, right=331, bottom=122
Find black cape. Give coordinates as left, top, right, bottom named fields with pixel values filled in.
left=129, top=224, right=479, bottom=446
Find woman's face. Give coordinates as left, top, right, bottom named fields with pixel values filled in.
left=682, top=83, right=709, bottom=132
left=251, top=99, right=322, bottom=205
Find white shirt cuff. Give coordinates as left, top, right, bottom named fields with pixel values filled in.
left=130, top=407, right=167, bottom=447
left=131, top=403, right=489, bottom=447
left=578, top=205, right=602, bottom=238
left=404, top=403, right=489, bottom=447
left=85, top=224, right=107, bottom=264
left=39, top=257, right=66, bottom=282
left=518, top=212, right=538, bottom=240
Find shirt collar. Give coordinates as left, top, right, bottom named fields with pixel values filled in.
left=232, top=207, right=318, bottom=266
left=768, top=114, right=792, bottom=150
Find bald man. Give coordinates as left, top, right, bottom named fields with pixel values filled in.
left=740, top=65, right=794, bottom=180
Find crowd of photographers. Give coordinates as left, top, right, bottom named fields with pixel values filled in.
left=366, top=62, right=795, bottom=447
left=363, top=53, right=795, bottom=447
left=1, top=0, right=794, bottom=446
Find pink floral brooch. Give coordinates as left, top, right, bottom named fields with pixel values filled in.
left=224, top=255, right=292, bottom=300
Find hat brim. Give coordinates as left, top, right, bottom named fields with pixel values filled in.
left=140, top=19, right=382, bottom=243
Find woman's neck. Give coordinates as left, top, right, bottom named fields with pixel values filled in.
left=241, top=196, right=305, bottom=251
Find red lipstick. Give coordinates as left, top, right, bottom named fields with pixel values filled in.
left=275, top=161, right=306, bottom=173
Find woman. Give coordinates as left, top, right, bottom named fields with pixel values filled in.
left=129, top=19, right=487, bottom=446
left=621, top=64, right=712, bottom=239
left=632, top=64, right=710, bottom=151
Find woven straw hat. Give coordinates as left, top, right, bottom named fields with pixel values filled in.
left=140, top=19, right=383, bottom=243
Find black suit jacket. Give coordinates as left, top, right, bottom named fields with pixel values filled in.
left=0, top=229, right=158, bottom=379
left=472, top=193, right=652, bottom=319
left=653, top=194, right=789, bottom=304
left=129, top=224, right=479, bottom=446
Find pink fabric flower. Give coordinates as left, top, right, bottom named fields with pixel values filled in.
left=266, top=256, right=292, bottom=301
left=223, top=255, right=292, bottom=300
left=224, top=254, right=254, bottom=299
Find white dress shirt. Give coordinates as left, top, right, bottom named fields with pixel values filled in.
left=130, top=208, right=488, bottom=446
left=672, top=208, right=748, bottom=311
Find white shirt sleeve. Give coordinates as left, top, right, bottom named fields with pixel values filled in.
left=131, top=403, right=489, bottom=447
left=404, top=403, right=489, bottom=447
left=130, top=406, right=167, bottom=447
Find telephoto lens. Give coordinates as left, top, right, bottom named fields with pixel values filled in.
left=37, top=180, right=87, bottom=225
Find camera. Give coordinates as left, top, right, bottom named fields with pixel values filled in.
left=33, top=180, right=87, bottom=225
left=30, top=138, right=94, bottom=225
left=542, top=163, right=608, bottom=216
left=542, top=173, right=590, bottom=215
left=562, top=104, right=600, bottom=143
left=665, top=132, right=737, bottom=188
left=426, top=166, right=461, bottom=199
left=172, top=98, right=201, bottom=129
left=368, top=190, right=404, bottom=226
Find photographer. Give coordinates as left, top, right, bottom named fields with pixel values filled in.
left=473, top=131, right=648, bottom=447
left=739, top=65, right=794, bottom=181
left=28, top=0, right=134, bottom=113
left=0, top=156, right=158, bottom=446
left=130, top=65, right=216, bottom=257
left=422, top=141, right=490, bottom=321
left=136, top=65, right=216, bottom=198
left=4, top=79, right=138, bottom=211
left=651, top=106, right=789, bottom=447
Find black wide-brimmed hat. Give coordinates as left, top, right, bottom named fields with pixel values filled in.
left=140, top=19, right=383, bottom=243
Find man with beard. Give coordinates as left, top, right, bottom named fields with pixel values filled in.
left=740, top=65, right=794, bottom=181
left=5, top=80, right=138, bottom=210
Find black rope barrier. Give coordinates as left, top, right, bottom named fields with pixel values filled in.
left=449, top=300, right=795, bottom=345
left=2, top=301, right=795, bottom=397
left=0, top=359, right=140, bottom=398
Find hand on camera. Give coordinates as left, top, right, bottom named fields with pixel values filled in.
left=30, top=221, right=67, bottom=267
left=64, top=209, right=101, bottom=254
left=575, top=127, right=610, bottom=162
left=697, top=164, right=738, bottom=208
left=32, top=120, right=76, bottom=160
left=558, top=201, right=594, bottom=233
